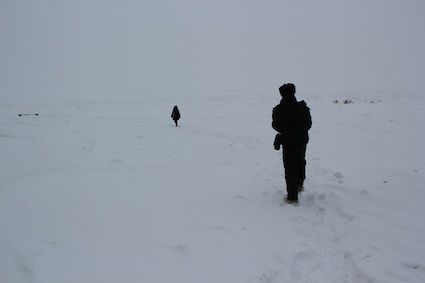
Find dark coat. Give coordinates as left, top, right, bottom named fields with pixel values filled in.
left=272, top=99, right=312, bottom=146
left=171, top=106, right=181, bottom=121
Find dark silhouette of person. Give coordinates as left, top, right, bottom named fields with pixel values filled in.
left=171, top=105, right=181, bottom=127
left=272, top=83, right=312, bottom=205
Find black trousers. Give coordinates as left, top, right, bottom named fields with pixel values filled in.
left=282, top=144, right=307, bottom=200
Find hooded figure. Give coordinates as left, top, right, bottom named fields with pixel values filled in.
left=171, top=105, right=181, bottom=126
left=272, top=83, right=312, bottom=205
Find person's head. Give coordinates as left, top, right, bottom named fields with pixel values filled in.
left=279, top=83, right=296, bottom=101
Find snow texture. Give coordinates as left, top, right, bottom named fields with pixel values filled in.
left=1, top=93, right=424, bottom=282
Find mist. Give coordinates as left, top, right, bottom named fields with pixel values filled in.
left=1, top=0, right=424, bottom=103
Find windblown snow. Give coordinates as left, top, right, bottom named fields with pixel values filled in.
left=1, top=93, right=424, bottom=282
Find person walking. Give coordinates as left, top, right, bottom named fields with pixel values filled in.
left=171, top=105, right=181, bottom=127
left=272, top=83, right=312, bottom=205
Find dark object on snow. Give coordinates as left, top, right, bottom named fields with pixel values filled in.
left=18, top=113, right=39, bottom=116
left=272, top=83, right=312, bottom=203
left=171, top=105, right=181, bottom=126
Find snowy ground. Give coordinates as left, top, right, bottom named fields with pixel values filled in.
left=1, top=93, right=424, bottom=283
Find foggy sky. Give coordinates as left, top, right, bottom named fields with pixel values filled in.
left=1, top=0, right=424, bottom=103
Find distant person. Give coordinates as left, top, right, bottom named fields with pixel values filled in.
left=171, top=105, right=181, bottom=127
left=272, top=83, right=312, bottom=205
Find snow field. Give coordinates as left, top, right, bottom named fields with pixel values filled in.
left=1, top=93, right=424, bottom=282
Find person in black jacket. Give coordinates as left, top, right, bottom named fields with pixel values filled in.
left=272, top=83, right=312, bottom=205
left=171, top=105, right=181, bottom=127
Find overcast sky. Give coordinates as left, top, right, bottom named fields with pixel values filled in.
left=1, top=0, right=424, bottom=103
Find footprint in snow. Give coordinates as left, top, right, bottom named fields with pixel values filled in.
left=402, top=262, right=425, bottom=272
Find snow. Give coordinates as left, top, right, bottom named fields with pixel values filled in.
left=1, top=93, right=424, bottom=282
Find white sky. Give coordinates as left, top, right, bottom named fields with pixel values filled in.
left=1, top=0, right=424, bottom=103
